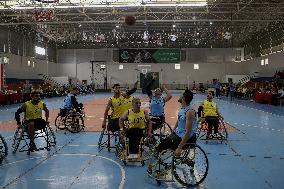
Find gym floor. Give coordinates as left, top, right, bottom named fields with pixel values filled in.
left=0, top=93, right=284, bottom=189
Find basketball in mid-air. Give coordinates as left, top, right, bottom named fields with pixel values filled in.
left=125, top=15, right=136, bottom=26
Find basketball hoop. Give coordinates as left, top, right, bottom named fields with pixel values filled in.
left=137, top=65, right=152, bottom=74
left=141, top=69, right=148, bottom=75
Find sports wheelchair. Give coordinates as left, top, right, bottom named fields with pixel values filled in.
left=0, top=134, right=8, bottom=163
left=64, top=108, right=85, bottom=133
left=55, top=104, right=85, bottom=132
left=55, top=109, right=73, bottom=130
left=197, top=118, right=228, bottom=144
left=150, top=116, right=173, bottom=142
left=115, top=126, right=154, bottom=166
left=147, top=142, right=209, bottom=187
left=98, top=117, right=120, bottom=152
left=12, top=121, right=56, bottom=155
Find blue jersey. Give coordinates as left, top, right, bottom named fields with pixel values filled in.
left=149, top=96, right=165, bottom=117
left=61, top=94, right=74, bottom=109
left=176, top=104, right=197, bottom=138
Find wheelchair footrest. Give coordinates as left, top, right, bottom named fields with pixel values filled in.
left=151, top=171, right=174, bottom=182
left=127, top=154, right=139, bottom=159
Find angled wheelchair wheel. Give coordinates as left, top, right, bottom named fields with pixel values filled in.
left=65, top=113, right=84, bottom=133
left=172, top=144, right=209, bottom=187
left=147, top=149, right=173, bottom=181
left=159, top=122, right=173, bottom=140
left=0, top=134, right=8, bottom=163
left=219, top=120, right=228, bottom=141
left=98, top=128, right=106, bottom=150
left=197, top=121, right=208, bottom=140
left=12, top=128, right=24, bottom=154
left=115, top=141, right=124, bottom=159
left=47, top=125, right=56, bottom=146
left=55, top=114, right=65, bottom=130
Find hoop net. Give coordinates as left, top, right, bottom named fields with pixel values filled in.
left=141, top=69, right=148, bottom=75
left=137, top=65, right=152, bottom=75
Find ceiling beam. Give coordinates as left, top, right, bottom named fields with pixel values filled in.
left=1, top=19, right=283, bottom=25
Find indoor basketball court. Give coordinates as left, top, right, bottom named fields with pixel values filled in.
left=1, top=1, right=284, bottom=189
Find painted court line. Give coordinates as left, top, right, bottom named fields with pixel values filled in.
left=87, top=144, right=99, bottom=147
left=59, top=153, right=125, bottom=189
left=36, top=179, right=56, bottom=181
left=0, top=156, right=44, bottom=168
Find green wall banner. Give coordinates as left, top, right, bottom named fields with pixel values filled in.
left=152, top=49, right=180, bottom=63
left=119, top=49, right=181, bottom=63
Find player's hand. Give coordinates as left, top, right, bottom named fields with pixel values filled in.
left=174, top=147, right=182, bottom=157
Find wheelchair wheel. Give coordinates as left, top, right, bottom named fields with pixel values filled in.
left=65, top=113, right=84, bottom=133
left=147, top=149, right=173, bottom=180
left=154, top=122, right=173, bottom=142
left=55, top=114, right=66, bottom=130
left=172, top=144, right=209, bottom=187
left=219, top=120, right=228, bottom=141
left=12, top=128, right=24, bottom=154
left=160, top=122, right=173, bottom=139
left=197, top=121, right=207, bottom=140
left=0, top=134, right=8, bottom=163
left=98, top=128, right=106, bottom=150
left=115, top=141, right=124, bottom=160
left=47, top=125, right=56, bottom=146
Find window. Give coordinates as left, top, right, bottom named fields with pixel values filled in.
left=194, top=64, right=199, bottom=70
left=35, top=46, right=46, bottom=55
left=119, top=64, right=123, bottom=70
left=261, top=59, right=264, bottom=66
left=265, top=58, right=268, bottom=65
left=175, top=64, right=180, bottom=70
left=32, top=61, right=35, bottom=68
left=27, top=60, right=31, bottom=67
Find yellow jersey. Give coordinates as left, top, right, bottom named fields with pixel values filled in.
left=203, top=99, right=218, bottom=117
left=122, top=96, right=134, bottom=114
left=127, top=109, right=146, bottom=129
left=110, top=96, right=125, bottom=119
left=24, top=100, right=44, bottom=120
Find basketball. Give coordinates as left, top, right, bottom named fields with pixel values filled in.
left=125, top=15, right=136, bottom=26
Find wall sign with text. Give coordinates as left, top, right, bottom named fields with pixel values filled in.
left=119, top=49, right=181, bottom=63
